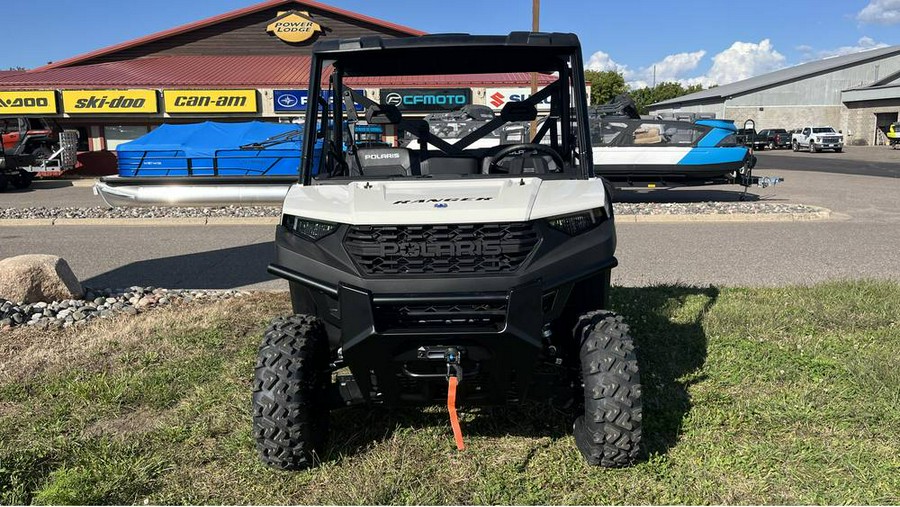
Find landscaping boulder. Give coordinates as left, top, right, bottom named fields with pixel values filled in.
left=0, top=255, right=83, bottom=303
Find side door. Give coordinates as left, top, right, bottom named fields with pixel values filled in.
left=800, top=127, right=811, bottom=146
left=1, top=119, right=21, bottom=153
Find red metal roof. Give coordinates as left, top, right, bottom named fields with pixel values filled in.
left=36, top=0, right=425, bottom=71
left=0, top=56, right=545, bottom=89
left=0, top=56, right=313, bottom=88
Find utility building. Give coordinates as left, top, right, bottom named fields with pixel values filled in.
left=649, top=46, right=900, bottom=146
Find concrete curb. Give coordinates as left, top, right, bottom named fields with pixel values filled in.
left=0, top=216, right=279, bottom=227
left=0, top=208, right=833, bottom=226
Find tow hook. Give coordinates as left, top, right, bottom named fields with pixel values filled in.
left=445, top=347, right=463, bottom=383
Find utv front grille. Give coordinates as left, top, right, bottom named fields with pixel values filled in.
left=344, top=222, right=540, bottom=275
left=374, top=299, right=508, bottom=332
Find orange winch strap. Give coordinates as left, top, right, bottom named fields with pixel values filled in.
left=447, top=376, right=465, bottom=450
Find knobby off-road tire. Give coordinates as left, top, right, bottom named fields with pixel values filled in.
left=572, top=311, right=642, bottom=467
left=252, top=315, right=331, bottom=470
left=12, top=169, right=34, bottom=189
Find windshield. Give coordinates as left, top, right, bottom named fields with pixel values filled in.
left=301, top=51, right=590, bottom=184
left=590, top=119, right=710, bottom=147
left=813, top=127, right=836, bottom=133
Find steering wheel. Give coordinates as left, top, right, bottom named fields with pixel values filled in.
left=488, top=143, right=565, bottom=174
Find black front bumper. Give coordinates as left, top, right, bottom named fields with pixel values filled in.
left=268, top=219, right=617, bottom=404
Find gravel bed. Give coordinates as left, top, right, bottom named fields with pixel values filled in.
left=1, top=202, right=822, bottom=220
left=614, top=202, right=822, bottom=215
left=0, top=287, right=249, bottom=332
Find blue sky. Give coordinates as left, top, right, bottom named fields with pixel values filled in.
left=4, top=0, right=899, bottom=88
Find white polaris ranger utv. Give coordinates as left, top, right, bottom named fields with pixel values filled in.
left=255, top=32, right=642, bottom=470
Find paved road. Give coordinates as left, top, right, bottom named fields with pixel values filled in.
left=1, top=162, right=899, bottom=290
left=2, top=218, right=896, bottom=291
left=755, top=146, right=900, bottom=179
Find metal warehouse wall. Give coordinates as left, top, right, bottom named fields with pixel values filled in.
left=728, top=54, right=900, bottom=107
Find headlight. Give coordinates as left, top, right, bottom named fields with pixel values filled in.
left=282, top=214, right=338, bottom=240
left=545, top=207, right=607, bottom=236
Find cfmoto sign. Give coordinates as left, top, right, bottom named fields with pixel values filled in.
left=379, top=88, right=471, bottom=112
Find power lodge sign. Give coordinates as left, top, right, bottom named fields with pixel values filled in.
left=62, top=90, right=158, bottom=114
left=266, top=11, right=323, bottom=44
left=0, top=91, right=57, bottom=114
left=164, top=90, right=258, bottom=113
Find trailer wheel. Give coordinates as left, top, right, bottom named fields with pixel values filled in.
left=11, top=170, right=34, bottom=190
left=252, top=315, right=331, bottom=470
left=572, top=311, right=642, bottom=467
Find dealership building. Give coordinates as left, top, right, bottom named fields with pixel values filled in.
left=0, top=0, right=554, bottom=174
left=648, top=46, right=900, bottom=146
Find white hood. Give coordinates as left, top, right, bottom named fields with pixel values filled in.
left=281, top=178, right=608, bottom=225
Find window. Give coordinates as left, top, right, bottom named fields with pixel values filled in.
left=104, top=125, right=148, bottom=151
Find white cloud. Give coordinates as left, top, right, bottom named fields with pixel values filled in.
left=799, top=36, right=889, bottom=61
left=586, top=49, right=706, bottom=89
left=586, top=39, right=787, bottom=90
left=858, top=0, right=900, bottom=24
left=702, top=39, right=786, bottom=86
left=585, top=50, right=628, bottom=73
left=647, top=50, right=707, bottom=83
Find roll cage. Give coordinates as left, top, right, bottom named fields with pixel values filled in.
left=299, top=32, right=593, bottom=184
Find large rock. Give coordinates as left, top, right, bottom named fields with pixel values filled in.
left=0, top=255, right=83, bottom=303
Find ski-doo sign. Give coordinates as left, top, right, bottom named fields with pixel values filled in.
left=380, top=89, right=471, bottom=112
left=0, top=91, right=57, bottom=114
left=62, top=90, right=158, bottom=114
left=486, top=88, right=552, bottom=111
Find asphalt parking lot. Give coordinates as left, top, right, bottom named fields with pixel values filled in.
left=1, top=146, right=899, bottom=290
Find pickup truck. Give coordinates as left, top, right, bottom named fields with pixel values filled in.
left=758, top=128, right=792, bottom=149
left=735, top=128, right=767, bottom=150
left=792, top=126, right=843, bottom=152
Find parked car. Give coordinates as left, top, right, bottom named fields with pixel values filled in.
left=735, top=128, right=766, bottom=150
left=792, top=126, right=843, bottom=152
left=758, top=128, right=792, bottom=149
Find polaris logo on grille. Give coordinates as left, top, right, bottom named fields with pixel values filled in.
left=393, top=197, right=493, bottom=205
left=375, top=240, right=503, bottom=258
left=363, top=153, right=401, bottom=160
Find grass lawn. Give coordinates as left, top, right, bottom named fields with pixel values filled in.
left=0, top=281, right=898, bottom=505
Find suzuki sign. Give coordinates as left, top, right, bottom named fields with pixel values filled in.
left=486, top=88, right=552, bottom=111
left=379, top=88, right=471, bottom=112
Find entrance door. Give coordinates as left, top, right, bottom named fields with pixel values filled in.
left=875, top=112, right=898, bottom=145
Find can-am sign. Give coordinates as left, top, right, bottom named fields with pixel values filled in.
left=380, top=88, right=471, bottom=112
left=486, top=88, right=552, bottom=111
left=266, top=11, right=322, bottom=44
left=62, top=90, right=158, bottom=114
left=0, top=90, right=57, bottom=114
left=273, top=90, right=364, bottom=112
left=164, top=90, right=257, bottom=113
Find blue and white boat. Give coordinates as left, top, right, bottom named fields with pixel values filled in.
left=591, top=118, right=758, bottom=187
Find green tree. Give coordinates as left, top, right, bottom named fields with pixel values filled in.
left=629, top=81, right=706, bottom=115
left=584, top=70, right=627, bottom=106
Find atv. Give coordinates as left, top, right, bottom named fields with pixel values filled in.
left=255, top=32, right=642, bottom=469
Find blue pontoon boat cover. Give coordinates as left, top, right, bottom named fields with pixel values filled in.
left=116, top=121, right=304, bottom=177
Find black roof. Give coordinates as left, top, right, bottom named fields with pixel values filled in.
left=311, top=32, right=582, bottom=76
